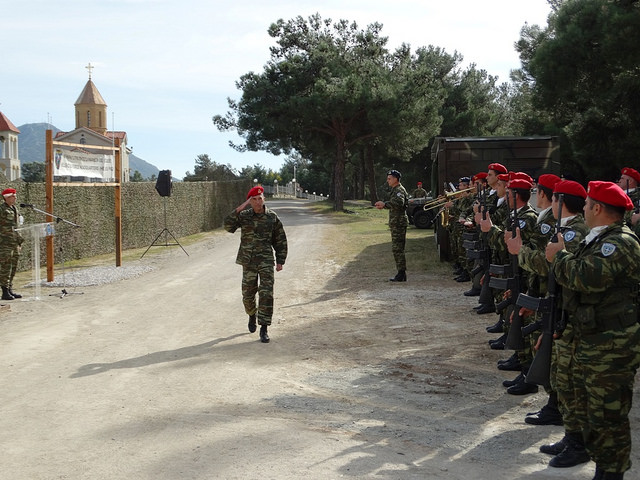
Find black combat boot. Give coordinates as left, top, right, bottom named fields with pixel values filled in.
left=602, top=473, right=624, bottom=480
left=497, top=354, right=522, bottom=372
left=9, top=287, right=22, bottom=299
left=592, top=465, right=604, bottom=480
left=549, top=432, right=590, bottom=467
left=525, top=393, right=563, bottom=425
left=506, top=367, right=538, bottom=395
left=248, top=314, right=257, bottom=333
left=259, top=325, right=270, bottom=343
left=1, top=286, right=14, bottom=301
left=486, top=317, right=505, bottom=333
left=389, top=270, right=406, bottom=282
left=540, top=435, right=568, bottom=455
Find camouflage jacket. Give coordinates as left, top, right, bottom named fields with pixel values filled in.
left=224, top=205, right=288, bottom=268
left=552, top=222, right=640, bottom=333
left=0, top=201, right=23, bottom=248
left=487, top=203, right=537, bottom=267
left=385, top=183, right=409, bottom=227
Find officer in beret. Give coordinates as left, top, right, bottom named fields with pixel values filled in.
left=412, top=182, right=428, bottom=198
left=546, top=181, right=640, bottom=479
left=375, top=170, right=409, bottom=282
left=224, top=185, right=288, bottom=343
left=0, top=188, right=24, bottom=300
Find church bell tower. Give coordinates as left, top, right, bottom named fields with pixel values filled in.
left=74, top=63, right=108, bottom=135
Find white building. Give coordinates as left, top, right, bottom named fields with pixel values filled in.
left=0, top=111, right=21, bottom=181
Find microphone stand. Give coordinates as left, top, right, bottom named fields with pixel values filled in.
left=20, top=204, right=82, bottom=298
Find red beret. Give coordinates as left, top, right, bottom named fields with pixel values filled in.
left=472, top=172, right=488, bottom=182
left=508, top=178, right=533, bottom=190
left=2, top=188, right=16, bottom=197
left=247, top=186, right=264, bottom=199
left=497, top=173, right=509, bottom=182
left=587, top=181, right=634, bottom=210
left=554, top=180, right=587, bottom=199
left=417, top=182, right=422, bottom=186
left=488, top=163, right=507, bottom=174
left=621, top=167, right=640, bottom=184
left=537, top=174, right=562, bottom=191
left=509, top=171, right=534, bottom=183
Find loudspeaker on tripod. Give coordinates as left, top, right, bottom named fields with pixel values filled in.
left=155, top=170, right=172, bottom=197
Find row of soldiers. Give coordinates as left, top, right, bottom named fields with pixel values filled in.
left=441, top=164, right=640, bottom=480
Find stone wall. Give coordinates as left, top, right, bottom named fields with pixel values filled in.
left=9, top=179, right=251, bottom=270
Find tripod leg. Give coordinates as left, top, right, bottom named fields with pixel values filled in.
left=141, top=229, right=170, bottom=258
left=165, top=230, right=189, bottom=257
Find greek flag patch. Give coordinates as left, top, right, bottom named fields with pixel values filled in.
left=564, top=230, right=576, bottom=242
left=519, top=219, right=527, bottom=229
left=540, top=223, right=551, bottom=235
left=601, top=243, right=616, bottom=257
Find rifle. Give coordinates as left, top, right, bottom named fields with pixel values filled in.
left=500, top=190, right=526, bottom=351
left=477, top=185, right=495, bottom=306
left=516, top=194, right=564, bottom=388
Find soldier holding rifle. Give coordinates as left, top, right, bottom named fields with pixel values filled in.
left=546, top=181, right=640, bottom=480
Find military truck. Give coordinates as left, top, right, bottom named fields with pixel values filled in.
left=430, top=136, right=561, bottom=260
left=406, top=196, right=437, bottom=229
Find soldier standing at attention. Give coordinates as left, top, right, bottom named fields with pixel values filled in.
left=546, top=181, right=640, bottom=480
left=0, top=188, right=24, bottom=301
left=375, top=170, right=409, bottom=282
left=224, top=186, right=288, bottom=343
left=412, top=182, right=427, bottom=198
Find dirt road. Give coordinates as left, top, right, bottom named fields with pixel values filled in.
left=1, top=199, right=638, bottom=479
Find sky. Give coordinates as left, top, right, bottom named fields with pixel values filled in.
left=2, top=0, right=552, bottom=180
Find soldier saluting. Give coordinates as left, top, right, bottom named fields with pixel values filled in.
left=224, top=186, right=288, bottom=343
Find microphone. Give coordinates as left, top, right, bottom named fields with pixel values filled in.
left=19, top=203, right=34, bottom=208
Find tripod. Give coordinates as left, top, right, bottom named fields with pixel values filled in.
left=51, top=230, right=84, bottom=298
left=141, top=197, right=188, bottom=258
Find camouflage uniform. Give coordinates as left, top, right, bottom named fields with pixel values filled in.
left=0, top=201, right=23, bottom=289
left=383, top=183, right=409, bottom=272
left=552, top=222, right=640, bottom=474
left=550, top=215, right=589, bottom=444
left=412, top=187, right=427, bottom=198
left=224, top=205, right=288, bottom=326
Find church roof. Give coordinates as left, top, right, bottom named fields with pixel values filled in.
left=55, top=127, right=127, bottom=142
left=75, top=79, right=107, bottom=106
left=0, top=111, right=20, bottom=133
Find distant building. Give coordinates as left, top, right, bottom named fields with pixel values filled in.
left=55, top=64, right=131, bottom=182
left=0, top=111, right=21, bottom=181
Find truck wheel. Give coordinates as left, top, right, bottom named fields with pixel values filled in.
left=413, top=210, right=435, bottom=229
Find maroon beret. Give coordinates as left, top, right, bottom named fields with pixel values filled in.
left=497, top=173, right=509, bottom=182
left=554, top=180, right=587, bottom=199
left=2, top=188, right=16, bottom=197
left=537, top=174, right=562, bottom=191
left=509, top=171, right=534, bottom=183
left=587, top=181, right=634, bottom=210
left=472, top=172, right=488, bottom=182
left=488, top=163, right=507, bottom=174
left=247, top=186, right=264, bottom=199
left=621, top=167, right=640, bottom=184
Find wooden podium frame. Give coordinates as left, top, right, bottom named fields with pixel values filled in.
left=45, top=129, right=122, bottom=282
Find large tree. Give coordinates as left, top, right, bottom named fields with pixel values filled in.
left=519, top=0, right=640, bottom=181
left=214, top=14, right=450, bottom=210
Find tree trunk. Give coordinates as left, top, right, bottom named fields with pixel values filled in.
left=365, top=143, right=377, bottom=205
left=333, top=140, right=346, bottom=211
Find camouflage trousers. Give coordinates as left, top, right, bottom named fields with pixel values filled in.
left=241, top=265, right=274, bottom=326
left=0, top=245, right=19, bottom=288
left=553, top=326, right=579, bottom=434
left=566, top=323, right=640, bottom=472
left=390, top=224, right=407, bottom=271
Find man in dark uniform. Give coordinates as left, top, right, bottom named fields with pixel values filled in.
left=546, top=181, right=640, bottom=480
left=375, top=170, right=409, bottom=282
left=0, top=188, right=24, bottom=300
left=224, top=186, right=288, bottom=343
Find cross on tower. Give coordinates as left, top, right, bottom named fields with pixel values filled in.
left=86, top=62, right=94, bottom=80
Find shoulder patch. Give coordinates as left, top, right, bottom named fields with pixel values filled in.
left=563, top=230, right=576, bottom=242
left=601, top=242, right=616, bottom=257
left=518, top=219, right=527, bottom=229
left=540, top=223, right=551, bottom=235
left=396, top=192, right=404, bottom=198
